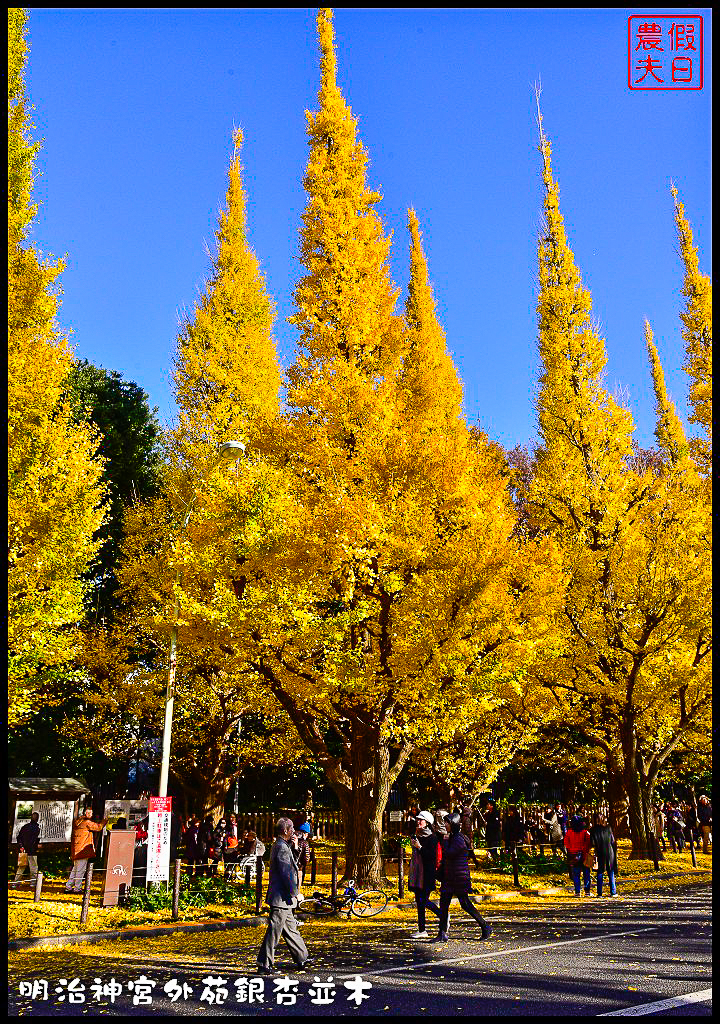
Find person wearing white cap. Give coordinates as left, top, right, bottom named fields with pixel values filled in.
left=407, top=810, right=442, bottom=939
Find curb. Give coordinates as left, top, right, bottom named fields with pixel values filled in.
left=8, top=914, right=267, bottom=951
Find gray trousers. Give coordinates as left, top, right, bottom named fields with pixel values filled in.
left=257, top=906, right=308, bottom=970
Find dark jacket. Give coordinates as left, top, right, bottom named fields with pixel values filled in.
left=184, top=823, right=201, bottom=859
left=266, top=837, right=300, bottom=909
left=590, top=824, right=617, bottom=873
left=439, top=832, right=472, bottom=894
left=698, top=801, right=712, bottom=826
left=408, top=827, right=440, bottom=893
left=504, top=811, right=525, bottom=846
left=667, top=810, right=685, bottom=835
left=484, top=807, right=501, bottom=846
left=17, top=821, right=41, bottom=856
left=198, top=820, right=214, bottom=858
left=210, top=824, right=227, bottom=861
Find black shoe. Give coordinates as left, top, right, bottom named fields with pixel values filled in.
left=297, top=959, right=314, bottom=971
left=256, top=965, right=274, bottom=975
left=430, top=933, right=449, bottom=943
left=480, top=925, right=494, bottom=940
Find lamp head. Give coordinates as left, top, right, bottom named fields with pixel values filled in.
left=218, top=440, right=245, bottom=463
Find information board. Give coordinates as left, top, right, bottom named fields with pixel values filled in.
left=146, top=796, right=172, bottom=883
left=12, top=800, right=75, bottom=843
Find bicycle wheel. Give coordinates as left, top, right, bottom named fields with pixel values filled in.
left=351, top=889, right=388, bottom=917
left=298, top=896, right=335, bottom=916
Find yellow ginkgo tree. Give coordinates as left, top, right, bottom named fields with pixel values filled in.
left=226, top=10, right=562, bottom=883
left=8, top=8, right=107, bottom=727
left=523, top=99, right=711, bottom=856
left=76, top=129, right=285, bottom=817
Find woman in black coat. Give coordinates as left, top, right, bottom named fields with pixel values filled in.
left=434, top=813, right=493, bottom=943
left=590, top=813, right=617, bottom=897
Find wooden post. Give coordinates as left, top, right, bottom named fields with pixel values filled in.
left=398, top=844, right=405, bottom=899
left=80, top=863, right=94, bottom=927
left=310, top=850, right=317, bottom=886
left=689, top=831, right=697, bottom=868
left=511, top=845, right=520, bottom=888
left=331, top=851, right=338, bottom=898
left=172, top=858, right=182, bottom=920
left=255, top=855, right=264, bottom=914
left=33, top=871, right=43, bottom=903
left=244, top=864, right=252, bottom=888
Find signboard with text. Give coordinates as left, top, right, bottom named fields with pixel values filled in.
left=12, top=800, right=75, bottom=843
left=146, top=796, right=172, bottom=883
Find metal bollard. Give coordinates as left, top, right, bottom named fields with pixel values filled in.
left=310, top=850, right=317, bottom=886
left=254, top=856, right=264, bottom=915
left=689, top=832, right=697, bottom=868
left=80, top=862, right=94, bottom=927
left=511, top=845, right=520, bottom=888
left=33, top=871, right=44, bottom=903
left=244, top=864, right=252, bottom=888
left=398, top=845, right=405, bottom=899
left=172, top=858, right=182, bottom=921
left=331, top=851, right=338, bottom=898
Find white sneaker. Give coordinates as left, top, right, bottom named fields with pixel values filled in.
left=411, top=930, right=429, bottom=939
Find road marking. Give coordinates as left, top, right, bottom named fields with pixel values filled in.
left=339, top=926, right=658, bottom=979
left=598, top=987, right=712, bottom=1015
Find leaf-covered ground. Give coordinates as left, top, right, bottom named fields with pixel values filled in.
left=7, top=840, right=710, bottom=941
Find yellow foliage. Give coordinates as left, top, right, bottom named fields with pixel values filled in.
left=644, top=320, right=690, bottom=466
left=672, top=186, right=712, bottom=475
left=8, top=8, right=107, bottom=726
left=526, top=104, right=711, bottom=847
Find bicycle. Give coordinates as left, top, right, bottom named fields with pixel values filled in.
left=298, top=879, right=388, bottom=918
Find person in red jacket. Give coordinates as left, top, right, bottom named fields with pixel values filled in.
left=564, top=815, right=592, bottom=896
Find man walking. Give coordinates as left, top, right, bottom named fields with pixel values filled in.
left=13, top=812, right=41, bottom=886
left=257, top=818, right=310, bottom=974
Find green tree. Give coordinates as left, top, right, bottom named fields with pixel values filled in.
left=64, top=360, right=162, bottom=621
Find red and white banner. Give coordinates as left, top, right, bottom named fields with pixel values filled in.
left=146, top=796, right=172, bottom=883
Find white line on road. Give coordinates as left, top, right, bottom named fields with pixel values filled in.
left=339, top=926, right=658, bottom=979
left=597, top=987, right=712, bottom=1016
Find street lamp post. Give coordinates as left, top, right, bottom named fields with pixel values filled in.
left=158, top=441, right=245, bottom=799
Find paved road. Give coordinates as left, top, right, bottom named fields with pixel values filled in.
left=8, top=882, right=712, bottom=1016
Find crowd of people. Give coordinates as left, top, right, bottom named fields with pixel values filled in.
left=10, top=794, right=712, bottom=896
left=404, top=795, right=713, bottom=861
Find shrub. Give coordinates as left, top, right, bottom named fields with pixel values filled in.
left=124, top=874, right=255, bottom=912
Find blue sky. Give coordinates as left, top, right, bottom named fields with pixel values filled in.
left=25, top=8, right=711, bottom=449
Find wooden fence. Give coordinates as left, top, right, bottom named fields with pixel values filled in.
left=233, top=808, right=353, bottom=843
left=215, top=802, right=614, bottom=844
